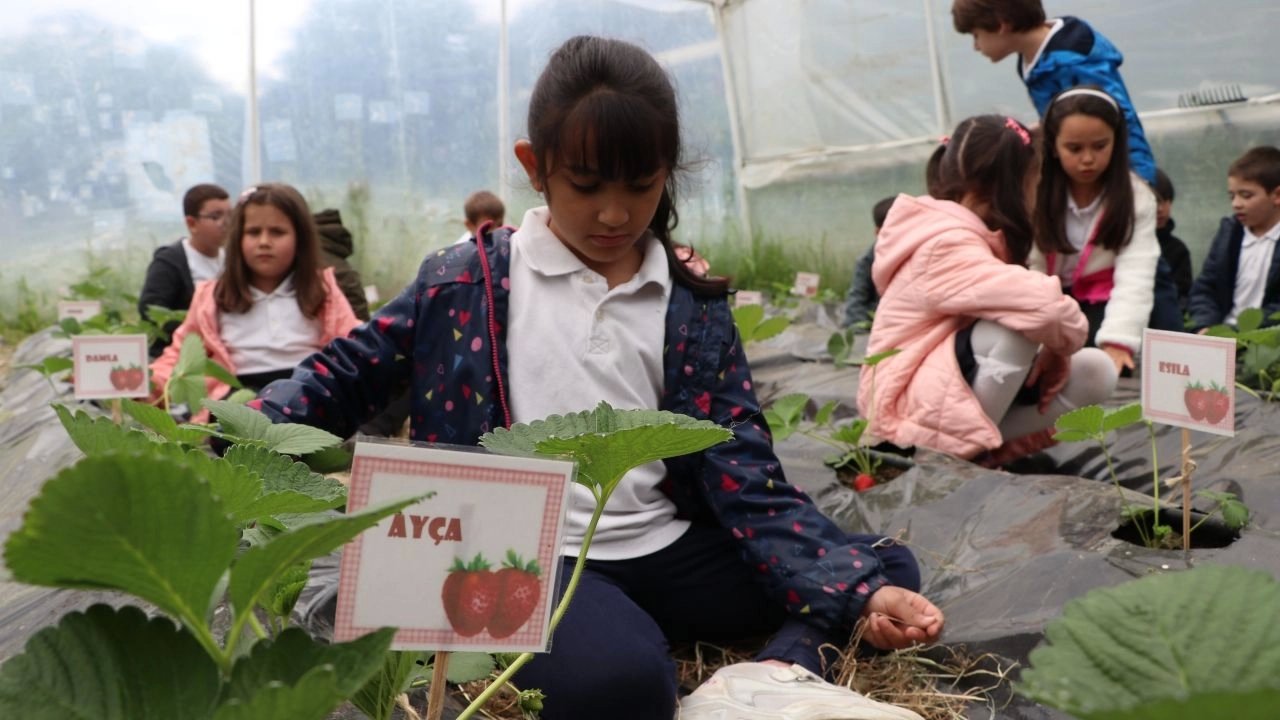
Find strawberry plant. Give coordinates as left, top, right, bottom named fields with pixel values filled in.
left=464, top=401, right=733, bottom=719
left=1206, top=307, right=1280, bottom=400
left=1053, top=403, right=1248, bottom=549
left=762, top=392, right=893, bottom=491
left=1018, top=565, right=1280, bottom=719
left=731, top=302, right=791, bottom=344
left=15, top=356, right=74, bottom=393
left=0, top=401, right=423, bottom=718
left=162, top=333, right=247, bottom=413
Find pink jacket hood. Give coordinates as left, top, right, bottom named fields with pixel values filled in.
left=857, top=195, right=1088, bottom=458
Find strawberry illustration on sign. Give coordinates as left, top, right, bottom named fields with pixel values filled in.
left=1203, top=382, right=1231, bottom=425
left=489, top=551, right=542, bottom=638
left=1184, top=381, right=1230, bottom=425
left=1183, top=382, right=1209, bottom=421
left=441, top=550, right=543, bottom=638
left=122, top=365, right=145, bottom=391
left=441, top=554, right=499, bottom=637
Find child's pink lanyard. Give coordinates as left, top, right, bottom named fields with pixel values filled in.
left=1045, top=210, right=1104, bottom=288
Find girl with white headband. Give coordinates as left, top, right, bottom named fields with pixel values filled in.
left=1031, top=85, right=1161, bottom=376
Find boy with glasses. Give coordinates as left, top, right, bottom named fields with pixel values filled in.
left=138, top=183, right=230, bottom=357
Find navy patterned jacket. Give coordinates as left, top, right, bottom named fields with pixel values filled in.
left=256, top=228, right=890, bottom=633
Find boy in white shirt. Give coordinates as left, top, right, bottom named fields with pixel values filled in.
left=138, top=183, right=230, bottom=356
left=1188, top=146, right=1280, bottom=330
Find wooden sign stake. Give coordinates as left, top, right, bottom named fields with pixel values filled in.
left=1180, top=428, right=1193, bottom=553
left=425, top=651, right=450, bottom=720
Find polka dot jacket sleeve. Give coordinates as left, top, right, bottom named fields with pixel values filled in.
left=252, top=260, right=426, bottom=437
left=660, top=289, right=891, bottom=634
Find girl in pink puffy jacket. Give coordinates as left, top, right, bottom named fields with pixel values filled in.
left=858, top=115, right=1116, bottom=462
left=150, top=184, right=360, bottom=417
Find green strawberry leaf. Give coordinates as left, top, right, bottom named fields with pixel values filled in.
left=1102, top=402, right=1144, bottom=432
left=224, top=626, right=394, bottom=703
left=18, top=356, right=74, bottom=378
left=754, top=315, right=791, bottom=342
left=444, top=651, right=496, bottom=684
left=268, top=561, right=312, bottom=618
left=212, top=666, right=344, bottom=720
left=0, top=605, right=220, bottom=720
left=4, top=454, right=239, bottom=629
left=1236, top=308, right=1264, bottom=334
left=814, top=400, right=837, bottom=427
left=203, top=399, right=273, bottom=440
left=224, top=445, right=346, bottom=510
left=53, top=404, right=161, bottom=456
left=120, top=398, right=209, bottom=445
left=480, top=402, right=731, bottom=497
left=1055, top=405, right=1105, bottom=436
left=350, top=651, right=429, bottom=720
left=1017, top=565, right=1280, bottom=719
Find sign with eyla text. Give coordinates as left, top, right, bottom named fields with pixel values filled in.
left=1141, top=329, right=1237, bottom=436
left=71, top=334, right=149, bottom=399
left=335, top=441, right=574, bottom=652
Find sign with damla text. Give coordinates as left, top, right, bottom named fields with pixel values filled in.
left=1141, top=329, right=1237, bottom=437
left=734, top=290, right=765, bottom=308
left=71, top=334, right=150, bottom=400
left=334, top=442, right=575, bottom=652
left=57, top=300, right=102, bottom=322
left=791, top=272, right=820, bottom=298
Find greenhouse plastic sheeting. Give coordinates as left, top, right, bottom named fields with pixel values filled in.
left=720, top=0, right=941, bottom=161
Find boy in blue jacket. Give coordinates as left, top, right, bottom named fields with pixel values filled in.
left=1188, top=146, right=1280, bottom=331
left=951, top=0, right=1156, bottom=185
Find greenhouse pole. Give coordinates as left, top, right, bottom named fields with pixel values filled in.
left=710, top=1, right=753, bottom=244
left=497, top=0, right=510, bottom=202
left=922, top=0, right=952, bottom=136
left=247, top=0, right=262, bottom=184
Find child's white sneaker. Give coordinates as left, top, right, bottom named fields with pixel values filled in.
left=678, top=662, right=923, bottom=720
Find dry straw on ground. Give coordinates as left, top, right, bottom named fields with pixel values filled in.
left=439, top=622, right=1016, bottom=720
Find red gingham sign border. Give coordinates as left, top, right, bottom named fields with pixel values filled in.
left=334, top=454, right=570, bottom=649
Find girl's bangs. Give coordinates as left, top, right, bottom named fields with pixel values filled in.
left=554, top=90, right=675, bottom=181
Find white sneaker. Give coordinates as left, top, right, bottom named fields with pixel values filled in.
left=678, top=662, right=924, bottom=720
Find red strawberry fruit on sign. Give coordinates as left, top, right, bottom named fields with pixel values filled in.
left=1204, top=385, right=1231, bottom=425
left=441, top=554, right=498, bottom=637
left=109, top=366, right=127, bottom=390
left=124, top=365, right=145, bottom=391
left=488, top=550, right=542, bottom=639
left=1184, top=383, right=1209, bottom=421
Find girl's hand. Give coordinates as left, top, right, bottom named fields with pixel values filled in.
left=859, top=586, right=944, bottom=650
left=1102, top=345, right=1134, bottom=375
left=1026, top=351, right=1070, bottom=413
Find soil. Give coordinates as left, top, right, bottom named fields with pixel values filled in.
left=837, top=463, right=906, bottom=489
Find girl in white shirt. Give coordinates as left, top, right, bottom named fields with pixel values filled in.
left=1031, top=86, right=1160, bottom=375
left=151, top=183, right=359, bottom=413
